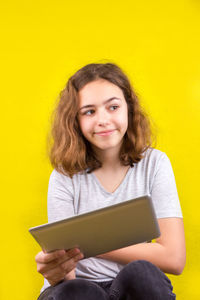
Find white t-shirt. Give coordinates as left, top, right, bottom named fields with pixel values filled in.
left=41, top=148, right=182, bottom=292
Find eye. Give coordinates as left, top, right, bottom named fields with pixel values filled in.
left=83, top=109, right=95, bottom=116
left=110, top=105, right=119, bottom=111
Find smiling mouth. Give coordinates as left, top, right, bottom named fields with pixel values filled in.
left=94, top=130, right=116, bottom=136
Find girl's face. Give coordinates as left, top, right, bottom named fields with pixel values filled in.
left=77, top=79, right=128, bottom=154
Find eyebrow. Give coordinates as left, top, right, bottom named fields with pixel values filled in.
left=79, top=97, right=121, bottom=111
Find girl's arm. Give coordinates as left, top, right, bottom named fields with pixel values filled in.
left=97, top=217, right=186, bottom=275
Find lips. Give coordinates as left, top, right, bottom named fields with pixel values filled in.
left=94, top=129, right=116, bottom=136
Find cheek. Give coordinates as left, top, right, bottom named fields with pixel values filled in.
left=117, top=109, right=128, bottom=129
left=78, top=118, right=92, bottom=136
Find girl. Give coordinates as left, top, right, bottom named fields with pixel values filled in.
left=35, top=63, right=186, bottom=300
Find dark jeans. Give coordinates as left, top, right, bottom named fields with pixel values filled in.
left=38, top=260, right=176, bottom=300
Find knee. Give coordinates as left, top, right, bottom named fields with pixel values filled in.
left=122, top=259, right=158, bottom=277
left=117, top=260, right=165, bottom=288
left=51, top=279, right=108, bottom=300
left=54, top=279, right=92, bottom=294
left=129, top=259, right=156, bottom=269
left=116, top=260, right=174, bottom=297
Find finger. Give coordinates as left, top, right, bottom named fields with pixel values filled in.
left=42, top=253, right=83, bottom=284
left=60, top=252, right=84, bottom=270
left=37, top=250, right=84, bottom=274
left=35, top=249, right=66, bottom=264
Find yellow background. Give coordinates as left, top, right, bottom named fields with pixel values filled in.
left=0, top=0, right=200, bottom=299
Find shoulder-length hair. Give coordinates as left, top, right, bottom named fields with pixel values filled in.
left=49, top=62, right=155, bottom=177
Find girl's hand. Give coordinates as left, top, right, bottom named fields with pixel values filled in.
left=35, top=248, right=84, bottom=286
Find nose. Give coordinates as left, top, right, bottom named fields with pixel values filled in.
left=96, top=109, right=110, bottom=126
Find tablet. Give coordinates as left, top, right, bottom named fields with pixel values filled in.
left=29, top=195, right=160, bottom=257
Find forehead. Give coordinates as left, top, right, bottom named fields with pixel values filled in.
left=78, top=79, right=125, bottom=105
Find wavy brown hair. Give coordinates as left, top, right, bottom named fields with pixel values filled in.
left=49, top=62, right=156, bottom=177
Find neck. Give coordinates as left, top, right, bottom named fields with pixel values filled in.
left=93, top=147, right=122, bottom=171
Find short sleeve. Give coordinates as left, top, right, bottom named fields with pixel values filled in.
left=47, top=169, right=75, bottom=223
left=150, top=152, right=183, bottom=218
